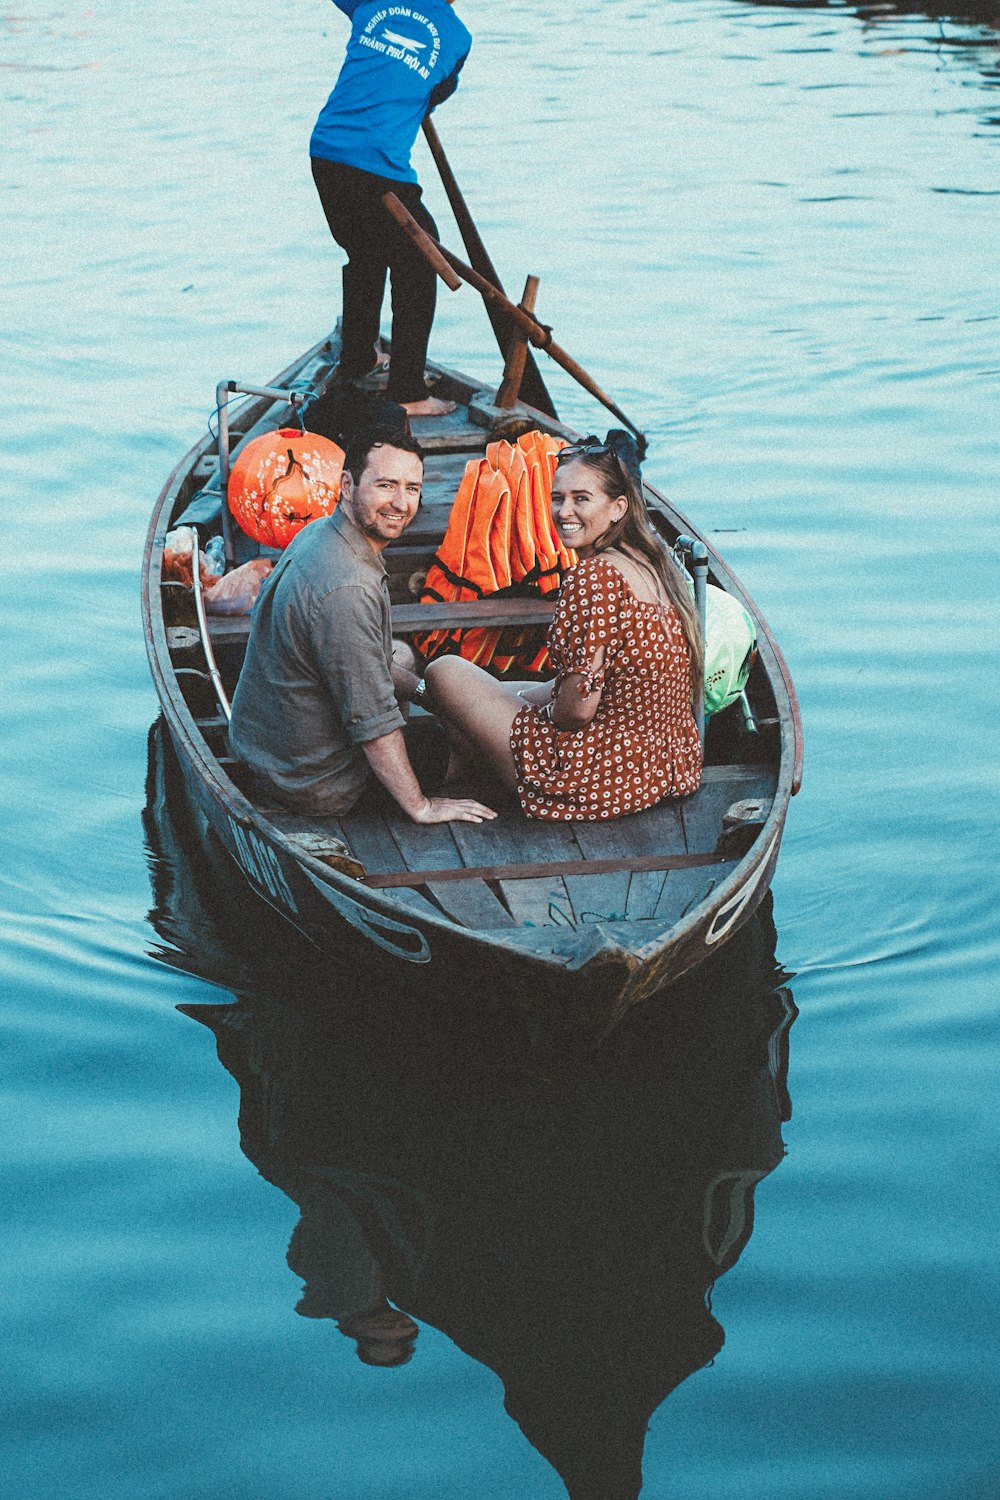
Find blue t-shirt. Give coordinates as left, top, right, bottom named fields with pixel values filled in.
left=310, top=0, right=471, bottom=184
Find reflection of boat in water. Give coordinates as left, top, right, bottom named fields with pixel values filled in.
left=143, top=719, right=797, bottom=1500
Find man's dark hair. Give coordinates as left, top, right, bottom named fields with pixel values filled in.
left=343, top=423, right=424, bottom=484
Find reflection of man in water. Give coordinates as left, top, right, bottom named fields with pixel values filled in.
left=336, top=1304, right=419, bottom=1367
left=280, top=1169, right=429, bottom=1367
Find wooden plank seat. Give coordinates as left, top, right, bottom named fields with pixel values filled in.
left=206, top=596, right=557, bottom=648
left=363, top=848, right=736, bottom=889
left=393, top=598, right=555, bottom=632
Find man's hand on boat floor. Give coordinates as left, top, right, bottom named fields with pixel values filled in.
left=362, top=729, right=497, bottom=824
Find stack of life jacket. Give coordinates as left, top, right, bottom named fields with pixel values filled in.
left=414, top=431, right=577, bottom=676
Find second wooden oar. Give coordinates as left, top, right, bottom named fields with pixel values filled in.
left=383, top=191, right=646, bottom=451
left=420, top=118, right=556, bottom=417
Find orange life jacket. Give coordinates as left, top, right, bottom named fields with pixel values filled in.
left=415, top=431, right=576, bottom=675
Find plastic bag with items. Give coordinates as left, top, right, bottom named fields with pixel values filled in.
left=163, top=529, right=272, bottom=615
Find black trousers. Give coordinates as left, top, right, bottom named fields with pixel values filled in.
left=311, top=156, right=439, bottom=404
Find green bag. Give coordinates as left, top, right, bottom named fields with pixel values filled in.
left=704, top=585, right=756, bottom=716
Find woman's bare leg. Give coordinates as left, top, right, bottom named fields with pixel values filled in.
left=434, top=714, right=482, bottom=787
left=424, top=656, right=526, bottom=793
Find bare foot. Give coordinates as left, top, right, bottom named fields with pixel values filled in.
left=401, top=395, right=458, bottom=418
left=439, top=750, right=468, bottom=791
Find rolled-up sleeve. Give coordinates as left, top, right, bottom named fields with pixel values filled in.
left=312, top=583, right=404, bottom=746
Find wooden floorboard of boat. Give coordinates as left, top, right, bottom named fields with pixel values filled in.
left=383, top=807, right=462, bottom=870
left=254, top=737, right=776, bottom=936
left=419, top=451, right=481, bottom=496
left=408, top=418, right=488, bottom=452
left=561, top=869, right=632, bottom=926
left=625, top=869, right=669, bottom=920
left=338, top=808, right=405, bottom=873
left=423, top=877, right=518, bottom=930
left=333, top=808, right=445, bottom=921
left=501, top=875, right=576, bottom=929
left=449, top=812, right=581, bottom=929
left=382, top=806, right=516, bottom=930
left=572, top=801, right=689, bottom=860
left=679, top=767, right=774, bottom=852
left=568, top=807, right=684, bottom=923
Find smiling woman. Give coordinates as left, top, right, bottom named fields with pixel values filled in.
left=424, top=432, right=705, bottom=820
left=550, top=457, right=627, bottom=553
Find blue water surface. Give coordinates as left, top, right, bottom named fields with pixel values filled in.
left=2, top=2, right=999, bottom=1496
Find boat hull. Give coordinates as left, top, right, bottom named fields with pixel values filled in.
left=157, top=706, right=783, bottom=1034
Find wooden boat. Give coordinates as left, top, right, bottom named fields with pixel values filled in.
left=142, top=329, right=802, bottom=1034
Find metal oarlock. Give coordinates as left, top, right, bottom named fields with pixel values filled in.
left=674, top=535, right=708, bottom=749
left=215, top=380, right=308, bottom=567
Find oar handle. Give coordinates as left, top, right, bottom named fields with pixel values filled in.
left=420, top=117, right=498, bottom=285
left=383, top=194, right=645, bottom=447
left=382, top=192, right=462, bottom=291
left=444, top=243, right=645, bottom=444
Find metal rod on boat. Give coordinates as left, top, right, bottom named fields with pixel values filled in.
left=420, top=117, right=557, bottom=417
left=215, top=381, right=234, bottom=568
left=215, top=380, right=307, bottom=569
left=186, top=527, right=232, bottom=724
left=675, top=535, right=708, bottom=749
left=381, top=193, right=646, bottom=451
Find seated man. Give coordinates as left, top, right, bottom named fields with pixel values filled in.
left=229, top=423, right=495, bottom=825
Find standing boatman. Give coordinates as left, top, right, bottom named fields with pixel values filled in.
left=310, top=0, right=471, bottom=419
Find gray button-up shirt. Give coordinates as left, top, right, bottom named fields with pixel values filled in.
left=229, top=505, right=404, bottom=814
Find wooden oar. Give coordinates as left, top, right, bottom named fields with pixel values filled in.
left=383, top=191, right=646, bottom=451
left=420, top=117, right=557, bottom=417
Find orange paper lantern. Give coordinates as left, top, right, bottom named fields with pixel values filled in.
left=227, top=427, right=344, bottom=549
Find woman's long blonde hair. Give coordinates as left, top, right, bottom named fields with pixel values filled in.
left=555, top=434, right=705, bottom=696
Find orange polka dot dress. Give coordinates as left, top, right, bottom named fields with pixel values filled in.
left=510, top=555, right=702, bottom=821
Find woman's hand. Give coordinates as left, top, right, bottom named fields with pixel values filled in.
left=548, top=646, right=606, bottom=730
